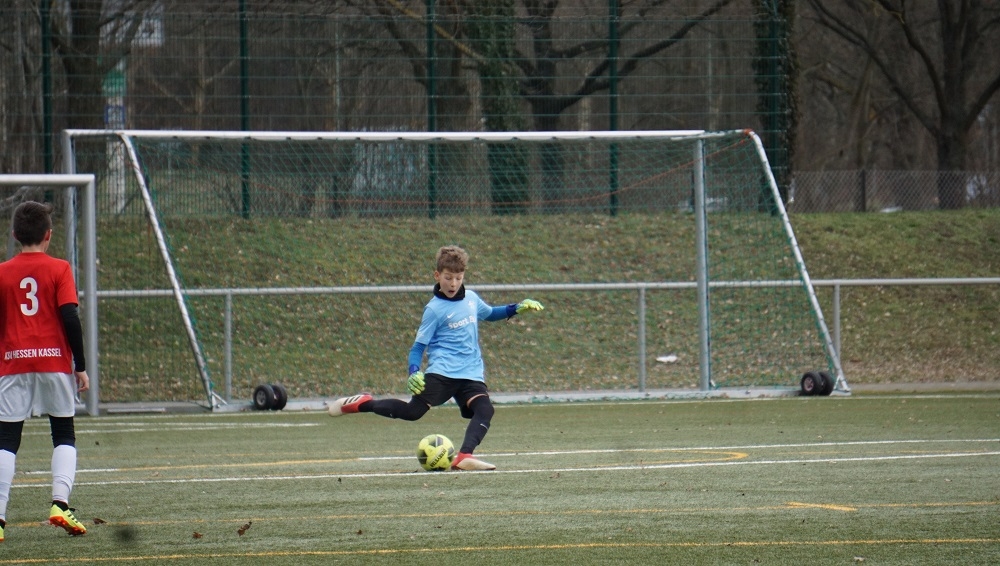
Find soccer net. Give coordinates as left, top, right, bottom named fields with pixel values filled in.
left=63, top=129, right=846, bottom=408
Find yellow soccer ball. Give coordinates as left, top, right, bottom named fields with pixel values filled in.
left=417, top=434, right=456, bottom=471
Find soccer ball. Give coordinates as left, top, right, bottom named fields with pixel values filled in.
left=417, top=434, right=455, bottom=471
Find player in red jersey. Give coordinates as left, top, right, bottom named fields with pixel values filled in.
left=0, top=201, right=89, bottom=541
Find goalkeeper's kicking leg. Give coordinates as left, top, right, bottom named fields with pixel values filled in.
left=326, top=375, right=497, bottom=470
left=324, top=391, right=427, bottom=419
left=325, top=373, right=453, bottom=420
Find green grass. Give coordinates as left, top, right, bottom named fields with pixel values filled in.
left=793, top=209, right=1000, bottom=384
left=2, top=394, right=998, bottom=564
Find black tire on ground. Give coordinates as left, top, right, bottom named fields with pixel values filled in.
left=818, top=371, right=835, bottom=396
left=252, top=384, right=275, bottom=410
left=800, top=372, right=822, bottom=396
left=271, top=383, right=288, bottom=410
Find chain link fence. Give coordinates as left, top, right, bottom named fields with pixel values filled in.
left=791, top=170, right=1000, bottom=213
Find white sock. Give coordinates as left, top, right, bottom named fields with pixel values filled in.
left=51, top=445, right=77, bottom=505
left=0, top=449, right=15, bottom=521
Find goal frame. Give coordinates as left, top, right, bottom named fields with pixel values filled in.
left=62, top=128, right=849, bottom=409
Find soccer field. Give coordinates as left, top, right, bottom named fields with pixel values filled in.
left=2, top=394, right=998, bottom=565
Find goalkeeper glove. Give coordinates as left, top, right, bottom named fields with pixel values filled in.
left=516, top=299, right=544, bottom=314
left=407, top=371, right=425, bottom=395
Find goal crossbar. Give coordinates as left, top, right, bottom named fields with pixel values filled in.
left=63, top=128, right=736, bottom=143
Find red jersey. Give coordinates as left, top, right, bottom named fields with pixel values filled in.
left=0, top=251, right=78, bottom=376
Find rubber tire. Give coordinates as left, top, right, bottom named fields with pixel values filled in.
left=271, top=383, right=288, bottom=410
left=818, top=371, right=835, bottom=396
left=252, top=384, right=275, bottom=410
left=800, top=372, right=822, bottom=396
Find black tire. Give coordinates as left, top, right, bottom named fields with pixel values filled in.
left=271, top=383, right=288, bottom=410
left=800, top=372, right=822, bottom=396
left=818, top=371, right=835, bottom=396
left=252, top=384, right=275, bottom=410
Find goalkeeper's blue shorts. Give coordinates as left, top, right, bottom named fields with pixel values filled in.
left=418, top=373, right=490, bottom=419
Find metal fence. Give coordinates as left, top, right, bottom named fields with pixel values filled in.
left=791, top=170, right=1000, bottom=213
left=89, top=276, right=1000, bottom=414
left=2, top=1, right=795, bottom=178
left=3, top=2, right=999, bottom=206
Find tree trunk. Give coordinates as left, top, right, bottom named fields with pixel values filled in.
left=533, top=109, right=563, bottom=213
left=432, top=42, right=475, bottom=213
left=465, top=0, right=529, bottom=215
left=936, top=132, right=968, bottom=210
left=62, top=0, right=105, bottom=132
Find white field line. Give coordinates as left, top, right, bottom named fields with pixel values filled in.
left=19, top=422, right=321, bottom=436
left=11, top=439, right=1000, bottom=488
left=358, top=438, right=1000, bottom=461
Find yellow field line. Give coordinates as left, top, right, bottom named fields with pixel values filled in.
left=7, top=499, right=998, bottom=530
left=2, top=538, right=999, bottom=564
left=786, top=501, right=858, bottom=512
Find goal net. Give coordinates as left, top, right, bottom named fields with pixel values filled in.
left=63, top=129, right=846, bottom=408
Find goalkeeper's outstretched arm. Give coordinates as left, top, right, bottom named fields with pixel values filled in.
left=484, top=299, right=545, bottom=322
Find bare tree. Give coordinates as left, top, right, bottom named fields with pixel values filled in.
left=362, top=0, right=737, bottom=212
left=805, top=0, right=1000, bottom=209
left=516, top=0, right=734, bottom=130
left=0, top=2, right=42, bottom=173
left=50, top=0, right=155, bottom=131
left=516, top=0, right=736, bottom=209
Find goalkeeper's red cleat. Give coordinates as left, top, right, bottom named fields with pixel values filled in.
left=451, top=452, right=496, bottom=471
left=326, top=394, right=372, bottom=417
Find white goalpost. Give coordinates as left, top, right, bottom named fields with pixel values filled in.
left=0, top=174, right=99, bottom=415
left=61, top=128, right=848, bottom=410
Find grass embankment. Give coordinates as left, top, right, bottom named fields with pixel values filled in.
left=92, top=209, right=998, bottom=402
left=793, top=210, right=999, bottom=384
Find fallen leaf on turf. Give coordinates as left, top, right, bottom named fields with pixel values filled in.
left=237, top=521, right=252, bottom=536
left=193, top=532, right=203, bottom=539
left=93, top=517, right=107, bottom=524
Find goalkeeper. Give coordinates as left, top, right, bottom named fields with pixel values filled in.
left=327, top=245, right=543, bottom=471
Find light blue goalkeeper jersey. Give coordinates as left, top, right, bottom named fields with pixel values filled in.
left=415, top=288, right=506, bottom=381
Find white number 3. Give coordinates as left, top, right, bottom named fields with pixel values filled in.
left=20, top=277, right=39, bottom=316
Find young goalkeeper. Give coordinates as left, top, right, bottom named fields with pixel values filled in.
left=0, top=201, right=90, bottom=541
left=327, top=245, right=543, bottom=471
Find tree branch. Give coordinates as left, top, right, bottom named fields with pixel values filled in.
left=806, top=0, right=939, bottom=138
left=963, top=70, right=1000, bottom=133
left=565, top=0, right=734, bottom=108
left=874, top=0, right=947, bottom=125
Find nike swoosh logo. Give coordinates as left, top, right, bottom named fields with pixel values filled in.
left=446, top=313, right=455, bottom=319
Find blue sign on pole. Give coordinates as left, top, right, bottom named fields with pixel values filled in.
left=104, top=104, right=126, bottom=128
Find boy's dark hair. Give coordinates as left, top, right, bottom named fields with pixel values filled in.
left=436, top=245, right=468, bottom=273
left=12, top=201, right=54, bottom=246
